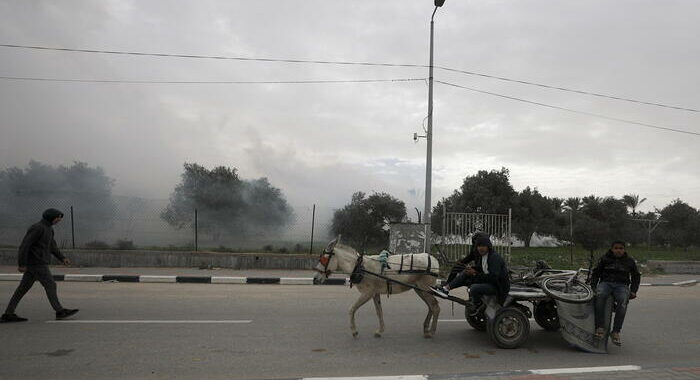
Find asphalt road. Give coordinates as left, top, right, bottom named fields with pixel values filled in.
left=1, top=280, right=699, bottom=380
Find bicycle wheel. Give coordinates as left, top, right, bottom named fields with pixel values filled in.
left=541, top=277, right=594, bottom=304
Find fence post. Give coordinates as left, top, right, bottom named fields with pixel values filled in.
left=507, top=208, right=512, bottom=264
left=194, top=208, right=198, bottom=252
left=309, top=204, right=316, bottom=255
left=70, top=206, right=75, bottom=249
left=569, top=210, right=574, bottom=265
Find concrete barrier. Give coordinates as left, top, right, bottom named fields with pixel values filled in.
left=0, top=248, right=318, bottom=270
left=647, top=260, right=700, bottom=274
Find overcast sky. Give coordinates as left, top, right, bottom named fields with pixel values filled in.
left=1, top=0, right=699, bottom=224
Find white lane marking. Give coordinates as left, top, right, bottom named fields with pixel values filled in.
left=530, top=365, right=641, bottom=375
left=305, top=376, right=426, bottom=380
left=438, top=319, right=467, bottom=322
left=673, top=279, right=698, bottom=286
left=640, top=283, right=652, bottom=286
left=46, top=320, right=252, bottom=324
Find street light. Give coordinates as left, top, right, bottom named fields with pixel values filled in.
left=423, top=0, right=445, bottom=229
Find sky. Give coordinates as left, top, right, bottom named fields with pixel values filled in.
left=1, top=0, right=699, bottom=226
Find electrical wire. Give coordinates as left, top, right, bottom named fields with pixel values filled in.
left=435, top=80, right=700, bottom=137
left=1, top=43, right=697, bottom=113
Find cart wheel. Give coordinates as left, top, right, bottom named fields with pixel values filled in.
left=487, top=306, right=530, bottom=349
left=533, top=300, right=560, bottom=331
left=541, top=277, right=594, bottom=304
left=465, top=308, right=487, bottom=331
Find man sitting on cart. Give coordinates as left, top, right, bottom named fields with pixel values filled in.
left=591, top=240, right=641, bottom=346
left=431, top=236, right=510, bottom=316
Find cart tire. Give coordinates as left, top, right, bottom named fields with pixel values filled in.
left=465, top=308, right=487, bottom=331
left=533, top=300, right=560, bottom=331
left=487, top=306, right=530, bottom=349
left=541, top=277, right=594, bottom=304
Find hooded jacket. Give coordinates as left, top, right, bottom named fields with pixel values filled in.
left=17, top=209, right=67, bottom=267
left=471, top=237, right=511, bottom=304
left=590, top=250, right=641, bottom=293
left=446, top=231, right=490, bottom=283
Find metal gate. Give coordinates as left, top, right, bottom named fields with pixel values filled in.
left=441, top=208, right=512, bottom=263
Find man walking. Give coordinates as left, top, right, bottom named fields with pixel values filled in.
left=591, top=241, right=640, bottom=346
left=1, top=208, right=79, bottom=323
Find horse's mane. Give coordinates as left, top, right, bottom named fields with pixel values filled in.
left=335, top=243, right=360, bottom=257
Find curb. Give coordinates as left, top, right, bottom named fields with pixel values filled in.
left=0, top=274, right=696, bottom=288
left=0, top=273, right=350, bottom=285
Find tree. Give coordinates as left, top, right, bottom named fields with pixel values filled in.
left=431, top=168, right=516, bottom=233
left=511, top=187, right=557, bottom=247
left=622, top=194, right=647, bottom=216
left=564, top=197, right=582, bottom=212
left=573, top=214, right=610, bottom=254
left=0, top=161, right=116, bottom=244
left=331, top=192, right=406, bottom=251
left=161, top=163, right=292, bottom=242
left=657, top=199, right=700, bottom=248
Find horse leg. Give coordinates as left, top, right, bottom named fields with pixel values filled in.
left=349, top=292, right=373, bottom=338
left=372, top=293, right=385, bottom=338
left=414, top=289, right=435, bottom=338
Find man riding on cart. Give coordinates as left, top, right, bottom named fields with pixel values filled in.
left=431, top=236, right=510, bottom=316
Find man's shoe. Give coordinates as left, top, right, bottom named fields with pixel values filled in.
left=430, top=286, right=450, bottom=298
left=611, top=332, right=622, bottom=346
left=0, top=313, right=28, bottom=323
left=466, top=302, right=484, bottom=317
left=56, top=309, right=79, bottom=320
left=594, top=327, right=605, bottom=339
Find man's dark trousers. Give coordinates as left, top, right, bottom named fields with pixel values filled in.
left=5, top=265, right=63, bottom=314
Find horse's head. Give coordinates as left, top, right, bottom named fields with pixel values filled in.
left=313, top=236, right=341, bottom=285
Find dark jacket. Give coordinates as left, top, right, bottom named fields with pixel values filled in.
left=472, top=250, right=511, bottom=304
left=446, top=232, right=489, bottom=283
left=18, top=209, right=66, bottom=267
left=590, top=250, right=641, bottom=293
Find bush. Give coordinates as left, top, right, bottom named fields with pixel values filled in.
left=114, top=240, right=135, bottom=250
left=277, top=247, right=289, bottom=254
left=85, top=240, right=109, bottom=249
left=262, top=244, right=274, bottom=252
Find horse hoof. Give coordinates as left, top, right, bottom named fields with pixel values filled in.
left=374, top=332, right=382, bottom=338
left=423, top=333, right=433, bottom=339
left=352, top=332, right=359, bottom=338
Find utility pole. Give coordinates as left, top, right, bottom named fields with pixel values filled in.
left=309, top=204, right=316, bottom=255
left=630, top=218, right=667, bottom=252
left=423, top=0, right=446, bottom=240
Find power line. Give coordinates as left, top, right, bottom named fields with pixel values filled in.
left=436, top=66, right=700, bottom=113
left=435, top=80, right=700, bottom=137
left=1, top=43, right=697, bottom=113
left=0, top=76, right=425, bottom=85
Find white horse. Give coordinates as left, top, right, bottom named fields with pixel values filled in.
left=313, top=237, right=441, bottom=338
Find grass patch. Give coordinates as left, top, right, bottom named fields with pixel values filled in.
left=508, top=246, right=700, bottom=270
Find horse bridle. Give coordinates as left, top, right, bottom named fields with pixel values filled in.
left=315, top=248, right=335, bottom=275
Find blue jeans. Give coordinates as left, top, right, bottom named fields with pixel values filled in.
left=595, top=282, right=630, bottom=333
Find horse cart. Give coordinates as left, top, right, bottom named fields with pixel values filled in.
left=314, top=238, right=611, bottom=352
